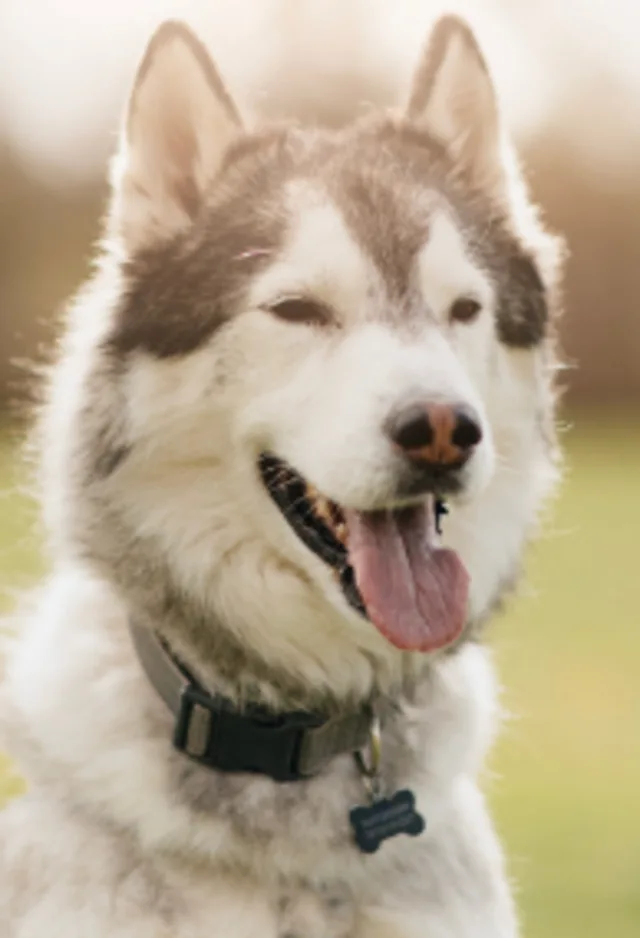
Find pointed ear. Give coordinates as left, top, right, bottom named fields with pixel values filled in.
left=407, top=16, right=503, bottom=196
left=109, top=21, right=241, bottom=252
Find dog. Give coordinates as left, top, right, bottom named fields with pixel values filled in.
left=0, top=5, right=563, bottom=936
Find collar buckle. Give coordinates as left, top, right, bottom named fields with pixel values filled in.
left=174, top=683, right=323, bottom=782
left=130, top=621, right=374, bottom=783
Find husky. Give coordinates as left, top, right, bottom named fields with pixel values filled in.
left=0, top=5, right=563, bottom=937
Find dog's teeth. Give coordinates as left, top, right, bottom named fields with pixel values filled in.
left=329, top=502, right=344, bottom=523
left=315, top=496, right=331, bottom=519
left=335, top=521, right=347, bottom=543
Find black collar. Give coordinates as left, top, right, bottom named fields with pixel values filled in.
left=129, top=622, right=374, bottom=783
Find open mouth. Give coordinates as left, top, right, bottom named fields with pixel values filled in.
left=258, top=454, right=469, bottom=653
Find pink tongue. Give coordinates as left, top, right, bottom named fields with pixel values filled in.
left=344, top=502, right=469, bottom=653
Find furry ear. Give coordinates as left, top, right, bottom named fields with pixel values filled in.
left=109, top=21, right=241, bottom=252
left=407, top=16, right=503, bottom=196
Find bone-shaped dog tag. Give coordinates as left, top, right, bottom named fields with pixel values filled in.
left=350, top=789, right=425, bottom=854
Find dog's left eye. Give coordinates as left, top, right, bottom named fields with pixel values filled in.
left=449, top=298, right=482, bottom=324
left=266, top=297, right=332, bottom=326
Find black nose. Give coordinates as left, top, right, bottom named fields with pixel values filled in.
left=386, top=402, right=482, bottom=464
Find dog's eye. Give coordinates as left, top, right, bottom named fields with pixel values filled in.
left=449, top=298, right=482, bottom=324
left=266, top=297, right=331, bottom=326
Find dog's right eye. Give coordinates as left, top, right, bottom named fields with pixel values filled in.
left=265, top=297, right=332, bottom=326
left=449, top=297, right=482, bottom=324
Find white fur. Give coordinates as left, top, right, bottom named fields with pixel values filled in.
left=0, top=5, right=562, bottom=937
left=1, top=571, right=510, bottom=937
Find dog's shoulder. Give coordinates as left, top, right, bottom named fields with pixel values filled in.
left=0, top=791, right=291, bottom=938
left=0, top=794, right=177, bottom=937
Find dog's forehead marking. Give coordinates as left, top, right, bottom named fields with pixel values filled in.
left=249, top=172, right=494, bottom=330
left=249, top=182, right=383, bottom=317
left=418, top=209, right=494, bottom=318
left=328, top=160, right=433, bottom=304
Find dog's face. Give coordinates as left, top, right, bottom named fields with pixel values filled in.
left=55, top=19, right=560, bottom=686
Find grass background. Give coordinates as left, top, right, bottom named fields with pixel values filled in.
left=1, top=418, right=639, bottom=937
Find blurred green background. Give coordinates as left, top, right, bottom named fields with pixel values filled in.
left=1, top=418, right=638, bottom=938
left=1, top=3, right=639, bottom=936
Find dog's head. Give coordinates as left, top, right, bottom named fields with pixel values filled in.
left=47, top=18, right=562, bottom=691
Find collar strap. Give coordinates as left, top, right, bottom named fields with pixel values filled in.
left=129, top=623, right=373, bottom=783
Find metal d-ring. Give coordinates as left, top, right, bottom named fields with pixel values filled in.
left=355, top=715, right=383, bottom=801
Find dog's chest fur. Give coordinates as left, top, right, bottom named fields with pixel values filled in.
left=1, top=567, right=499, bottom=934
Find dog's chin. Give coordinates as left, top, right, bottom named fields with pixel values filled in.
left=257, top=453, right=470, bottom=654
